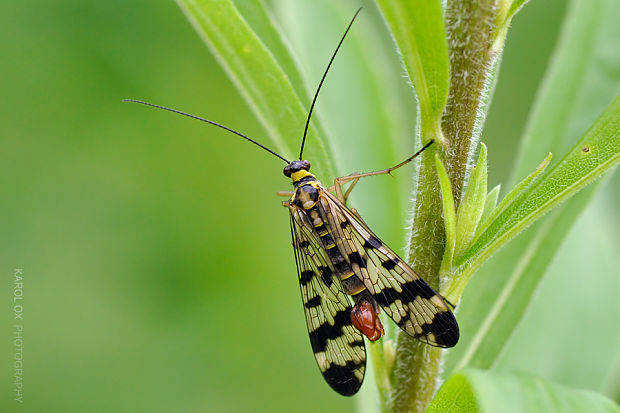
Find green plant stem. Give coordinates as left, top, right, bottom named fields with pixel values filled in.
left=388, top=344, right=443, bottom=413
left=390, top=149, right=445, bottom=413
left=389, top=1, right=501, bottom=412
left=373, top=1, right=452, bottom=409
left=442, top=0, right=497, bottom=205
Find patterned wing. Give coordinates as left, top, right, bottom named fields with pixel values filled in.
left=320, top=190, right=459, bottom=348
left=289, top=207, right=366, bottom=396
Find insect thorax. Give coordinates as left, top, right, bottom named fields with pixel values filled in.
left=291, top=179, right=321, bottom=209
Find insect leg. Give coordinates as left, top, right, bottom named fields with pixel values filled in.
left=342, top=177, right=360, bottom=203
left=329, top=176, right=360, bottom=203
left=278, top=191, right=294, bottom=207
left=331, top=141, right=434, bottom=203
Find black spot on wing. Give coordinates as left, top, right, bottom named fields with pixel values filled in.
left=304, top=296, right=322, bottom=309
left=299, top=240, right=310, bottom=248
left=381, top=257, right=399, bottom=270
left=348, top=252, right=366, bottom=268
left=408, top=279, right=437, bottom=300
left=371, top=278, right=459, bottom=347
left=363, top=235, right=382, bottom=250
left=300, top=270, right=314, bottom=286
left=421, top=311, right=460, bottom=348
left=373, top=279, right=436, bottom=307
left=322, top=361, right=364, bottom=396
left=308, top=310, right=351, bottom=353
left=319, top=266, right=333, bottom=287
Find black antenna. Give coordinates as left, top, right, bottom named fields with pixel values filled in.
left=299, top=7, right=362, bottom=160
left=123, top=99, right=290, bottom=163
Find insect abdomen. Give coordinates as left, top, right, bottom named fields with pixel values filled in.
left=302, top=205, right=365, bottom=296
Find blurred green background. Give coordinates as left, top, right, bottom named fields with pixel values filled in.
left=1, top=0, right=617, bottom=412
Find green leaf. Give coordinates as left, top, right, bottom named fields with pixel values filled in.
left=492, top=1, right=531, bottom=54
left=428, top=369, right=620, bottom=413
left=506, top=0, right=532, bottom=22
left=454, top=143, right=488, bottom=261
left=436, top=154, right=457, bottom=277
left=475, top=153, right=551, bottom=239
left=374, top=0, right=449, bottom=140
left=479, top=184, right=501, bottom=227
left=446, top=92, right=620, bottom=302
left=229, top=0, right=307, bottom=102
left=175, top=0, right=336, bottom=177
left=444, top=0, right=620, bottom=377
left=494, top=0, right=532, bottom=31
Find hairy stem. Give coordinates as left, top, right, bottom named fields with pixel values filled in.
left=390, top=1, right=500, bottom=412
left=442, top=0, right=497, bottom=205
left=388, top=344, right=443, bottom=412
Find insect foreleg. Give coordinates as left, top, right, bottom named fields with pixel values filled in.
left=277, top=191, right=294, bottom=208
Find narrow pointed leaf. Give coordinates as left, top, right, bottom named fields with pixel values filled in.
left=506, top=0, right=533, bottom=24
left=375, top=0, right=449, bottom=139
left=479, top=184, right=501, bottom=227
left=175, top=0, right=336, bottom=177
left=436, top=155, right=457, bottom=279
left=475, top=153, right=551, bottom=239
left=455, top=143, right=488, bottom=260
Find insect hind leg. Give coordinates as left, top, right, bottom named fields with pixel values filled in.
left=329, top=176, right=360, bottom=203
left=330, top=141, right=434, bottom=203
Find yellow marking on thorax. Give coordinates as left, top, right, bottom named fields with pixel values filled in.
left=290, top=170, right=313, bottom=183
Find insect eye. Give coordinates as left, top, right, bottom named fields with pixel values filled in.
left=301, top=160, right=311, bottom=171
left=283, top=165, right=292, bottom=177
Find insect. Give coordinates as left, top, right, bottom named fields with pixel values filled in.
left=125, top=8, right=458, bottom=396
